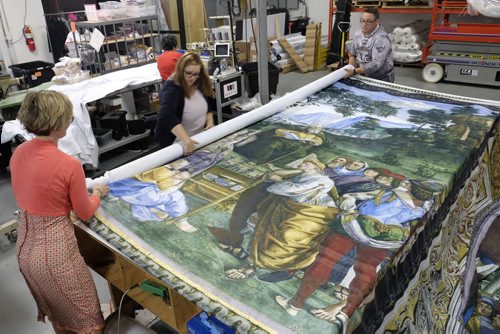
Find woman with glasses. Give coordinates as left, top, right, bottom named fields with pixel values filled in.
left=10, top=91, right=109, bottom=334
left=344, top=8, right=395, bottom=83
left=154, top=52, right=216, bottom=155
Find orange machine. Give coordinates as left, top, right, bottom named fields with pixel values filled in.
left=421, top=0, right=500, bottom=85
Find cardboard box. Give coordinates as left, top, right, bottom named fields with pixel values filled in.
left=235, top=40, right=249, bottom=63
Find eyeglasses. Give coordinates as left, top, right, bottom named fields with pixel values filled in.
left=360, top=19, right=376, bottom=24
left=184, top=71, right=200, bottom=78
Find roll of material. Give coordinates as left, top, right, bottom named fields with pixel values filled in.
left=408, top=42, right=420, bottom=51
left=393, top=44, right=411, bottom=51
left=392, top=42, right=420, bottom=52
left=276, top=58, right=295, bottom=67
left=393, top=50, right=422, bottom=63
left=402, top=26, right=415, bottom=36
left=393, top=27, right=404, bottom=37
left=468, top=0, right=500, bottom=17
left=86, top=65, right=355, bottom=187
left=402, top=34, right=421, bottom=45
left=392, top=34, right=403, bottom=43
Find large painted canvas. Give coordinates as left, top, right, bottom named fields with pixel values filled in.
left=95, top=79, right=499, bottom=333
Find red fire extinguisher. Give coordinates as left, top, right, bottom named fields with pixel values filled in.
left=23, top=25, right=36, bottom=52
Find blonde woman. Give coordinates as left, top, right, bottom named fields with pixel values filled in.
left=154, top=52, right=216, bottom=155
left=10, top=90, right=108, bottom=334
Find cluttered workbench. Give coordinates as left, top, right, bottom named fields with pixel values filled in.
left=77, top=68, right=500, bottom=333
left=0, top=82, right=54, bottom=120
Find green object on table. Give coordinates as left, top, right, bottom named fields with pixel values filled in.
left=140, top=280, right=169, bottom=303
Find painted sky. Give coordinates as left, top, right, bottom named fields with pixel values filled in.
left=333, top=82, right=498, bottom=116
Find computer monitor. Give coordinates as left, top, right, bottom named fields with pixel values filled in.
left=214, top=43, right=230, bottom=58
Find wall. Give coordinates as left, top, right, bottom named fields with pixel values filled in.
left=291, top=2, right=432, bottom=38
left=0, top=0, right=52, bottom=74
left=304, top=0, right=329, bottom=36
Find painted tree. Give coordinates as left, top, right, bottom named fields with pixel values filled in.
left=450, top=105, right=495, bottom=144
left=407, top=108, right=450, bottom=154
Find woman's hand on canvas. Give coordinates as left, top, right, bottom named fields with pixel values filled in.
left=92, top=183, right=109, bottom=198
left=183, top=139, right=199, bottom=156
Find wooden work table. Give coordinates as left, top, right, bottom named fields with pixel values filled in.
left=74, top=221, right=200, bottom=333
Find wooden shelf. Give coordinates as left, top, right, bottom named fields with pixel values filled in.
left=77, top=15, right=157, bottom=27
left=98, top=131, right=150, bottom=155
left=74, top=224, right=201, bottom=334
left=103, top=33, right=159, bottom=45
left=351, top=6, right=433, bottom=13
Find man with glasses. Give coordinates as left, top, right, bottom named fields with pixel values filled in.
left=344, top=8, right=394, bottom=82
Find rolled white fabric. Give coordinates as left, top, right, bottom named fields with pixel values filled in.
left=393, top=50, right=422, bottom=63
left=402, top=26, right=416, bottom=36
left=393, top=44, right=411, bottom=51
left=409, top=42, right=421, bottom=51
left=468, top=0, right=500, bottom=17
left=393, top=27, right=404, bottom=37
left=403, top=34, right=421, bottom=45
left=276, top=58, right=295, bottom=67
left=88, top=65, right=355, bottom=185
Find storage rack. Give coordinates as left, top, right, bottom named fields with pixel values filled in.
left=75, top=15, right=161, bottom=74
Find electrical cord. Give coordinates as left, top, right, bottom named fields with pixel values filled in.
left=116, top=284, right=139, bottom=334
left=7, top=0, right=28, bottom=45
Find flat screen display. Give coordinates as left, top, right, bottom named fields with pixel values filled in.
left=214, top=43, right=230, bottom=57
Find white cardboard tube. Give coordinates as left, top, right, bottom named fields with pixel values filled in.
left=87, top=65, right=354, bottom=188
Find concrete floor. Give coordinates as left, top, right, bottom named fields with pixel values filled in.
left=0, top=66, right=498, bottom=333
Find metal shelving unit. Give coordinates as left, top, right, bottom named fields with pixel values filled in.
left=75, top=15, right=160, bottom=74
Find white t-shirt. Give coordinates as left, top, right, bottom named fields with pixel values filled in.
left=65, top=31, right=81, bottom=58
left=182, top=89, right=208, bottom=137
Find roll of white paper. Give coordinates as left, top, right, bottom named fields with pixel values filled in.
left=402, top=26, right=416, bottom=36
left=96, top=65, right=355, bottom=184
left=409, top=42, right=421, bottom=51
left=393, top=27, right=404, bottom=36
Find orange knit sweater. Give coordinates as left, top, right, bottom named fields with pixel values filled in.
left=10, top=138, right=100, bottom=221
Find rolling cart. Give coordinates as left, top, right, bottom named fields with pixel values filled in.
left=422, top=0, right=500, bottom=86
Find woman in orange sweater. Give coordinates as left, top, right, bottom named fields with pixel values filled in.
left=10, top=90, right=109, bottom=334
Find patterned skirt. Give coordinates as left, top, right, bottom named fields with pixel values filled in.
left=16, top=210, right=104, bottom=333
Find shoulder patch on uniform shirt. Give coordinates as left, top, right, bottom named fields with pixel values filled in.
left=376, top=45, right=386, bottom=53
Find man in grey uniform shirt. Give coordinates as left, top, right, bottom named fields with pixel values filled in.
left=344, top=8, right=395, bottom=82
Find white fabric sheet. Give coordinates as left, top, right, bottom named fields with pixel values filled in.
left=49, top=63, right=161, bottom=167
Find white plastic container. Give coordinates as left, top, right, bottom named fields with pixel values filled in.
left=100, top=1, right=127, bottom=19
left=99, top=1, right=123, bottom=9
left=126, top=5, right=155, bottom=18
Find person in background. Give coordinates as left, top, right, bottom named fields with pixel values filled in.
left=64, top=13, right=81, bottom=58
left=156, top=34, right=183, bottom=81
left=9, top=91, right=109, bottom=334
left=154, top=52, right=216, bottom=155
left=344, top=8, right=394, bottom=82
